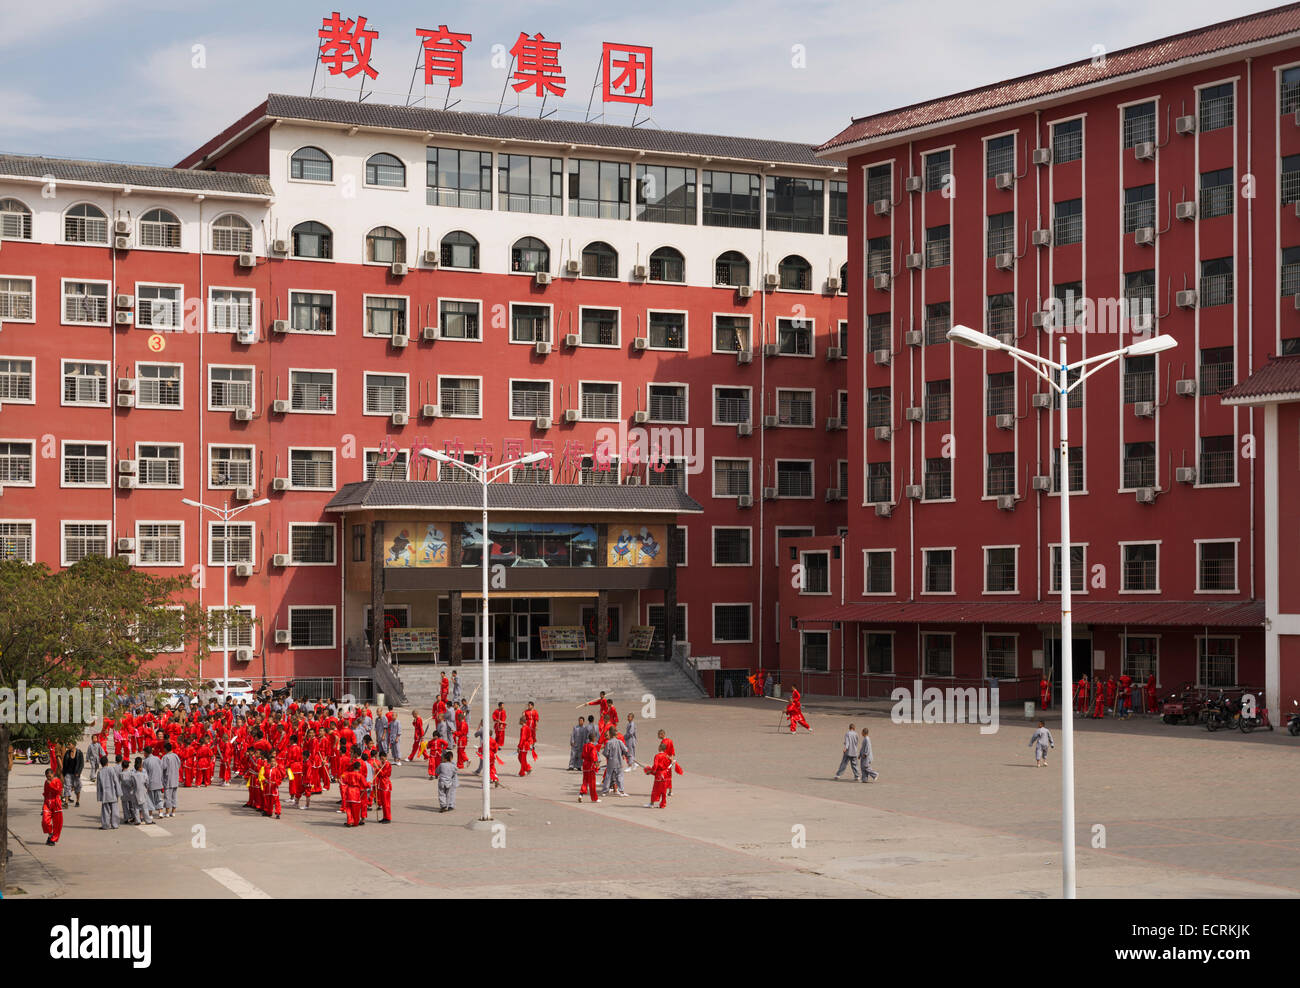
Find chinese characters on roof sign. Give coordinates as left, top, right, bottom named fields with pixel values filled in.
left=315, top=12, right=653, bottom=105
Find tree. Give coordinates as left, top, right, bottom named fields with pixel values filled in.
left=0, top=556, right=207, bottom=890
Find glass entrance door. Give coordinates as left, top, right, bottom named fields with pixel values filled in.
left=515, top=614, right=531, bottom=660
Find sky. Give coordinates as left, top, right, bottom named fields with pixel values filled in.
left=0, top=0, right=1289, bottom=167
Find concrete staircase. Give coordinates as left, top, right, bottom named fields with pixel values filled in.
left=396, top=660, right=707, bottom=705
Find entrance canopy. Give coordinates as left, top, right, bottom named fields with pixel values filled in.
left=326, top=480, right=703, bottom=515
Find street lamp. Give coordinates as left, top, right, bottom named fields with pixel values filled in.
left=182, top=497, right=271, bottom=688
left=418, top=446, right=548, bottom=824
left=948, top=323, right=1176, bottom=899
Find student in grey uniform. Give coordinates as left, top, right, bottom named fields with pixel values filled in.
left=87, top=737, right=106, bottom=778
left=858, top=727, right=878, bottom=782
left=161, top=742, right=181, bottom=817
left=568, top=717, right=585, bottom=770
left=95, top=756, right=121, bottom=830
left=835, top=723, right=860, bottom=780
left=436, top=750, right=458, bottom=811
left=130, top=757, right=154, bottom=824
left=387, top=712, right=402, bottom=764
left=600, top=731, right=628, bottom=796
left=584, top=715, right=598, bottom=744
left=1029, top=720, right=1054, bottom=767
left=624, top=713, right=639, bottom=769
left=449, top=672, right=462, bottom=704
left=143, top=750, right=164, bottom=813
left=118, top=757, right=136, bottom=824
left=472, top=723, right=485, bottom=775
left=439, top=709, right=456, bottom=748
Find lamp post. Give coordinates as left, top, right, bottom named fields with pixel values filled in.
left=947, top=324, right=1176, bottom=898
left=182, top=497, right=271, bottom=687
left=418, top=447, right=548, bottom=823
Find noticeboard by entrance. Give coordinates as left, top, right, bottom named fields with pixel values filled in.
left=627, top=625, right=656, bottom=652
left=539, top=625, right=587, bottom=652
left=388, top=628, right=440, bottom=654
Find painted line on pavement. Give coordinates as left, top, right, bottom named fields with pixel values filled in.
left=203, top=867, right=271, bottom=899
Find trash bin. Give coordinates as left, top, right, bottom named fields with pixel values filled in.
left=1024, top=701, right=1035, bottom=719
left=771, top=685, right=781, bottom=699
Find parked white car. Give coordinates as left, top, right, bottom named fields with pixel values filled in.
left=202, top=678, right=257, bottom=706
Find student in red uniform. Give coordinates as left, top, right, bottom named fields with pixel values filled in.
left=1092, top=681, right=1107, bottom=719
left=218, top=736, right=234, bottom=787
left=1145, top=674, right=1158, bottom=716
left=644, top=744, right=673, bottom=809
left=1039, top=677, right=1052, bottom=711
left=578, top=733, right=601, bottom=803
left=340, top=762, right=366, bottom=827
left=408, top=711, right=425, bottom=761
left=41, top=769, right=63, bottom=845
left=1104, top=674, right=1118, bottom=713
left=656, top=729, right=682, bottom=798
left=492, top=703, right=508, bottom=748
left=265, top=753, right=286, bottom=819
left=439, top=673, right=450, bottom=704
left=516, top=715, right=533, bottom=776
left=373, top=752, right=393, bottom=823
left=785, top=688, right=812, bottom=733
left=524, top=702, right=540, bottom=757
left=454, top=706, right=470, bottom=768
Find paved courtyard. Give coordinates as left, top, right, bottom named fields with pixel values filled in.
left=6, top=695, right=1299, bottom=899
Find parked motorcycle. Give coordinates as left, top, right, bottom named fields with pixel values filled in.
left=1287, top=700, right=1300, bottom=737
left=1204, top=692, right=1240, bottom=732
left=1238, top=692, right=1274, bottom=733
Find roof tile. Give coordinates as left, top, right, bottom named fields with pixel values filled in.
left=0, top=154, right=272, bottom=197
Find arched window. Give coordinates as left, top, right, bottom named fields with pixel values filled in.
left=63, top=203, right=108, bottom=244
left=365, top=225, right=406, bottom=264
left=581, top=241, right=618, bottom=278
left=714, top=250, right=750, bottom=288
left=440, top=230, right=479, bottom=269
left=211, top=213, right=253, bottom=253
left=0, top=198, right=31, bottom=240
left=778, top=254, right=812, bottom=291
left=290, top=146, right=333, bottom=182
left=839, top=262, right=848, bottom=295
left=292, top=221, right=332, bottom=259
left=139, top=208, right=181, bottom=249
left=511, top=236, right=549, bottom=274
left=365, top=153, right=405, bottom=188
left=649, top=246, right=684, bottom=283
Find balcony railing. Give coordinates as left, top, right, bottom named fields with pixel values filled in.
left=290, top=460, right=333, bottom=488
left=427, top=187, right=490, bottom=210
left=0, top=290, right=33, bottom=320
left=1123, top=372, right=1155, bottom=404
left=581, top=393, right=619, bottom=420
left=511, top=391, right=550, bottom=418
left=1199, top=449, right=1235, bottom=484
left=291, top=383, right=334, bottom=411
left=1122, top=458, right=1156, bottom=489
left=649, top=393, right=687, bottom=422
left=440, top=388, right=481, bottom=417
left=1199, top=274, right=1234, bottom=308
left=1199, top=183, right=1233, bottom=219
left=715, top=396, right=750, bottom=424
left=1123, top=199, right=1155, bottom=232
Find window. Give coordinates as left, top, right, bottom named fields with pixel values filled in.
left=0, top=358, right=33, bottom=403
left=579, top=382, right=619, bottom=421
left=1198, top=637, right=1236, bottom=687
left=427, top=146, right=492, bottom=209
left=1123, top=543, right=1158, bottom=592
left=921, top=549, right=952, bottom=594
left=1199, top=435, right=1235, bottom=485
left=211, top=213, right=252, bottom=253
left=568, top=159, right=630, bottom=219
left=867, top=462, right=892, bottom=503
left=62, top=522, right=109, bottom=565
left=648, top=246, right=684, bottom=283
left=924, top=150, right=950, bottom=192
left=289, top=291, right=333, bottom=334
left=440, top=230, right=479, bottom=269
left=776, top=460, right=813, bottom=498
left=0, top=441, right=34, bottom=485
left=1122, top=102, right=1155, bottom=148
left=581, top=308, right=619, bottom=346
left=209, top=445, right=253, bottom=488
left=1199, top=167, right=1233, bottom=219
left=714, top=387, right=750, bottom=425
left=1053, top=281, right=1085, bottom=331
left=1122, top=441, right=1155, bottom=489
left=1283, top=246, right=1300, bottom=296
left=289, top=449, right=334, bottom=490
left=1053, top=198, right=1082, bottom=245
left=209, top=606, right=255, bottom=649
left=924, top=457, right=951, bottom=500
left=648, top=311, right=685, bottom=349
left=638, top=164, right=696, bottom=224
left=711, top=315, right=750, bottom=355
left=0, top=521, right=34, bottom=562
left=986, top=451, right=1015, bottom=496
left=1050, top=544, right=1085, bottom=593
left=923, top=633, right=954, bottom=677
left=62, top=361, right=109, bottom=406
left=138, top=208, right=180, bottom=249
left=135, top=284, right=181, bottom=330
left=64, top=202, right=108, bottom=244
left=365, top=296, right=406, bottom=338
left=867, top=235, right=891, bottom=275
left=137, top=523, right=182, bottom=566
left=713, top=604, right=751, bottom=643
left=776, top=389, right=814, bottom=427
left=209, top=288, right=253, bottom=332
left=1198, top=82, right=1234, bottom=132
left=766, top=176, right=823, bottom=233
left=510, top=304, right=550, bottom=343
left=289, top=608, right=335, bottom=648
left=1283, top=66, right=1300, bottom=115
left=439, top=300, right=480, bottom=340
left=1284, top=155, right=1300, bottom=207
left=510, top=380, right=551, bottom=419
left=291, top=221, right=332, bottom=259
left=210, top=366, right=253, bottom=410
left=439, top=377, right=481, bottom=417
left=703, top=170, right=760, bottom=228
left=1125, top=268, right=1156, bottom=314
left=986, top=134, right=1014, bottom=177
left=1051, top=446, right=1084, bottom=493
left=290, top=146, right=332, bottom=181
left=866, top=163, right=893, bottom=204
left=713, top=528, right=751, bottom=565
left=985, top=547, right=1016, bottom=592
left=985, top=634, right=1018, bottom=677
left=0, top=198, right=31, bottom=240
left=137, top=444, right=181, bottom=487
left=1123, top=184, right=1155, bottom=232
left=290, top=370, right=334, bottom=412
left=866, top=386, right=891, bottom=428
left=1199, top=346, right=1234, bottom=396
left=365, top=152, right=405, bottom=187
left=365, top=226, right=406, bottom=264
left=865, top=551, right=892, bottom=594
left=1052, top=119, right=1082, bottom=163
left=925, top=224, right=950, bottom=267
left=986, top=372, right=1013, bottom=416
left=801, top=551, right=830, bottom=594
left=58, top=279, right=108, bottom=327
left=713, top=458, right=751, bottom=497
left=714, top=251, right=750, bottom=288
left=987, top=212, right=1014, bottom=256
left=777, top=317, right=812, bottom=356
left=290, top=525, right=336, bottom=565
left=829, top=180, right=848, bottom=236
left=499, top=153, right=563, bottom=214
left=777, top=254, right=812, bottom=291
left=136, top=364, right=182, bottom=408
left=924, top=379, right=951, bottom=422
left=364, top=373, right=408, bottom=416
left=511, top=236, right=550, bottom=273
left=865, top=632, right=893, bottom=674
left=648, top=383, right=687, bottom=422
left=1124, top=354, right=1155, bottom=404
left=1197, top=541, right=1236, bottom=591
left=925, top=301, right=951, bottom=345
left=1123, top=636, right=1159, bottom=679
left=867, top=312, right=891, bottom=353
left=365, top=449, right=408, bottom=480
left=579, top=453, right=619, bottom=485
left=1200, top=257, right=1234, bottom=308
left=581, top=241, right=618, bottom=278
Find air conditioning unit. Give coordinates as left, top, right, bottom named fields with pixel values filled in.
left=904, top=175, right=923, bottom=193
left=564, top=409, right=579, bottom=423
left=738, top=285, right=754, bottom=298
left=633, top=410, right=649, bottom=424
left=1175, top=114, right=1196, bottom=135
left=116, top=394, right=135, bottom=408
left=117, top=475, right=136, bottom=489
left=874, top=503, right=892, bottom=518
left=995, top=331, right=1014, bottom=346
left=270, top=239, right=289, bottom=255
left=873, top=272, right=891, bottom=292
left=1134, top=401, right=1154, bottom=418
left=826, top=416, right=844, bottom=431
left=995, top=252, right=1014, bottom=270
left=271, top=319, right=288, bottom=334
left=272, top=554, right=289, bottom=568
left=274, top=629, right=291, bottom=644
left=1134, top=227, right=1155, bottom=246
left=390, top=331, right=409, bottom=348
left=1031, top=229, right=1051, bottom=247
left=113, top=237, right=130, bottom=251
left=825, top=488, right=843, bottom=502
left=904, top=406, right=923, bottom=422
left=113, top=219, right=131, bottom=236
left=114, top=311, right=133, bottom=326
left=1031, top=311, right=1049, bottom=328
left=826, top=346, right=843, bottom=361
left=1175, top=201, right=1196, bottom=221
left=1031, top=475, right=1050, bottom=491
left=632, top=264, right=648, bottom=279
left=632, top=337, right=649, bottom=350
left=905, top=329, right=923, bottom=346
left=1032, top=147, right=1051, bottom=166
left=422, top=326, right=439, bottom=341
left=904, top=253, right=923, bottom=269
left=873, top=199, right=891, bottom=216
left=737, top=494, right=754, bottom=508
left=905, top=484, right=923, bottom=499
left=762, top=342, right=780, bottom=356
left=1175, top=379, right=1197, bottom=396
left=564, top=333, right=580, bottom=347
left=234, top=406, right=253, bottom=422
left=390, top=262, right=408, bottom=277
left=117, top=537, right=135, bottom=552
left=535, top=272, right=552, bottom=286
left=737, top=350, right=753, bottom=364
left=763, top=415, right=779, bottom=429
left=737, top=422, right=753, bottom=437
left=1134, top=141, right=1155, bottom=161
left=764, top=273, right=780, bottom=289
left=118, top=459, right=136, bottom=474
left=996, top=494, right=1016, bottom=511
left=234, top=647, right=253, bottom=663
left=421, top=249, right=439, bottom=267
left=1176, top=290, right=1198, bottom=309
left=873, top=348, right=891, bottom=366
left=565, top=259, right=581, bottom=275
left=116, top=294, right=134, bottom=309
left=825, top=277, right=840, bottom=293
left=535, top=340, right=551, bottom=355
left=271, top=399, right=289, bottom=413
left=1132, top=312, right=1153, bottom=333
left=994, top=172, right=1014, bottom=190
left=1176, top=466, right=1197, bottom=484
left=873, top=425, right=891, bottom=441
left=237, top=253, right=256, bottom=268
left=762, top=486, right=778, bottom=500
left=995, top=413, right=1015, bottom=430
left=534, top=415, right=551, bottom=430
left=1135, top=487, right=1157, bottom=504
left=1294, top=294, right=1300, bottom=312
left=1031, top=393, right=1050, bottom=409
left=391, top=411, right=409, bottom=426
left=236, top=326, right=257, bottom=344
left=422, top=404, right=440, bottom=418
left=234, top=487, right=253, bottom=501
left=117, top=377, right=137, bottom=393
left=234, top=562, right=254, bottom=578
left=271, top=477, right=289, bottom=491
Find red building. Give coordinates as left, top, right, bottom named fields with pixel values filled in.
left=0, top=94, right=849, bottom=691
left=786, top=6, right=1300, bottom=711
